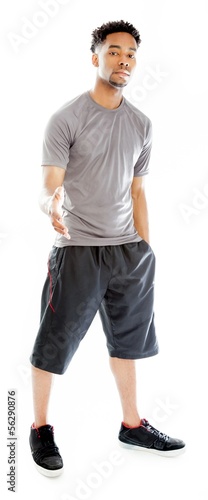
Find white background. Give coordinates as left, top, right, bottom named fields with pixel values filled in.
left=0, top=0, right=207, bottom=499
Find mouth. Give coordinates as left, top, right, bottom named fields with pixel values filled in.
left=114, top=71, right=130, bottom=77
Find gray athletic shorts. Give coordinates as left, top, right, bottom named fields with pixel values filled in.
left=30, top=241, right=159, bottom=374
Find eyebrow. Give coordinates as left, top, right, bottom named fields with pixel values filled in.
left=108, top=44, right=137, bottom=52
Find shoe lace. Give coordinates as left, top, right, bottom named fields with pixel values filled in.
left=142, top=419, right=169, bottom=443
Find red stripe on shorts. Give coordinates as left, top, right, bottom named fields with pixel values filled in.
left=47, top=258, right=55, bottom=313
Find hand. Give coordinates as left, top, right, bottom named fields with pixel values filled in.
left=48, top=186, right=70, bottom=240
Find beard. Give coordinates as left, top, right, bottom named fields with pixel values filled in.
left=109, top=78, right=128, bottom=88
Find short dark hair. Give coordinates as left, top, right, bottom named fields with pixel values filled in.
left=90, top=20, right=141, bottom=53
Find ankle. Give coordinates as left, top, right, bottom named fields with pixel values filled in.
left=33, top=420, right=48, bottom=429
left=123, top=418, right=141, bottom=428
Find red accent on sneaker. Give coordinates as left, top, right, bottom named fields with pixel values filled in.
left=31, top=423, right=41, bottom=438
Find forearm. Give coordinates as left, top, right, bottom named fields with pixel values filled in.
left=132, top=192, right=150, bottom=244
left=39, top=166, right=66, bottom=215
left=38, top=188, right=53, bottom=215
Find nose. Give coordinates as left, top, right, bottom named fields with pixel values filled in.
left=119, top=61, right=129, bottom=68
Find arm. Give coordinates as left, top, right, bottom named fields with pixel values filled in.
left=39, top=165, right=70, bottom=240
left=131, top=176, right=150, bottom=244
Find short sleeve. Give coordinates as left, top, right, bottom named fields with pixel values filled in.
left=134, top=119, right=152, bottom=177
left=41, top=113, right=72, bottom=169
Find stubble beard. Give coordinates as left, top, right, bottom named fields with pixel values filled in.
left=109, top=78, right=128, bottom=89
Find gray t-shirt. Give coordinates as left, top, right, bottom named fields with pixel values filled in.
left=41, top=91, right=152, bottom=246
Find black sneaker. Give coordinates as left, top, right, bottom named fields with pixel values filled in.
left=118, top=419, right=186, bottom=457
left=29, top=424, right=64, bottom=476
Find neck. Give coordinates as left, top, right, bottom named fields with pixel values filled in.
left=90, top=78, right=124, bottom=109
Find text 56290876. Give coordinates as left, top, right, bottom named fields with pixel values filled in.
left=7, top=390, right=17, bottom=492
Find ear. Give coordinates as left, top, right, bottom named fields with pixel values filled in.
left=92, top=53, right=99, bottom=68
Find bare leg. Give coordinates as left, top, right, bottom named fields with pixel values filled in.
left=31, top=365, right=54, bottom=428
left=109, top=357, right=141, bottom=427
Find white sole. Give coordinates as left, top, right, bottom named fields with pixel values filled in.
left=119, top=441, right=186, bottom=457
left=34, top=462, right=64, bottom=477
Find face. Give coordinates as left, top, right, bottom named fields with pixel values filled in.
left=92, top=32, right=137, bottom=89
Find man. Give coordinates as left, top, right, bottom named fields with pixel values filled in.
left=29, top=20, right=185, bottom=477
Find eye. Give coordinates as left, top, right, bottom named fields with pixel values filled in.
left=109, top=51, right=118, bottom=56
left=128, top=54, right=135, bottom=59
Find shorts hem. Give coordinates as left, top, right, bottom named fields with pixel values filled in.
left=30, top=358, right=66, bottom=376
left=108, top=347, right=159, bottom=360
